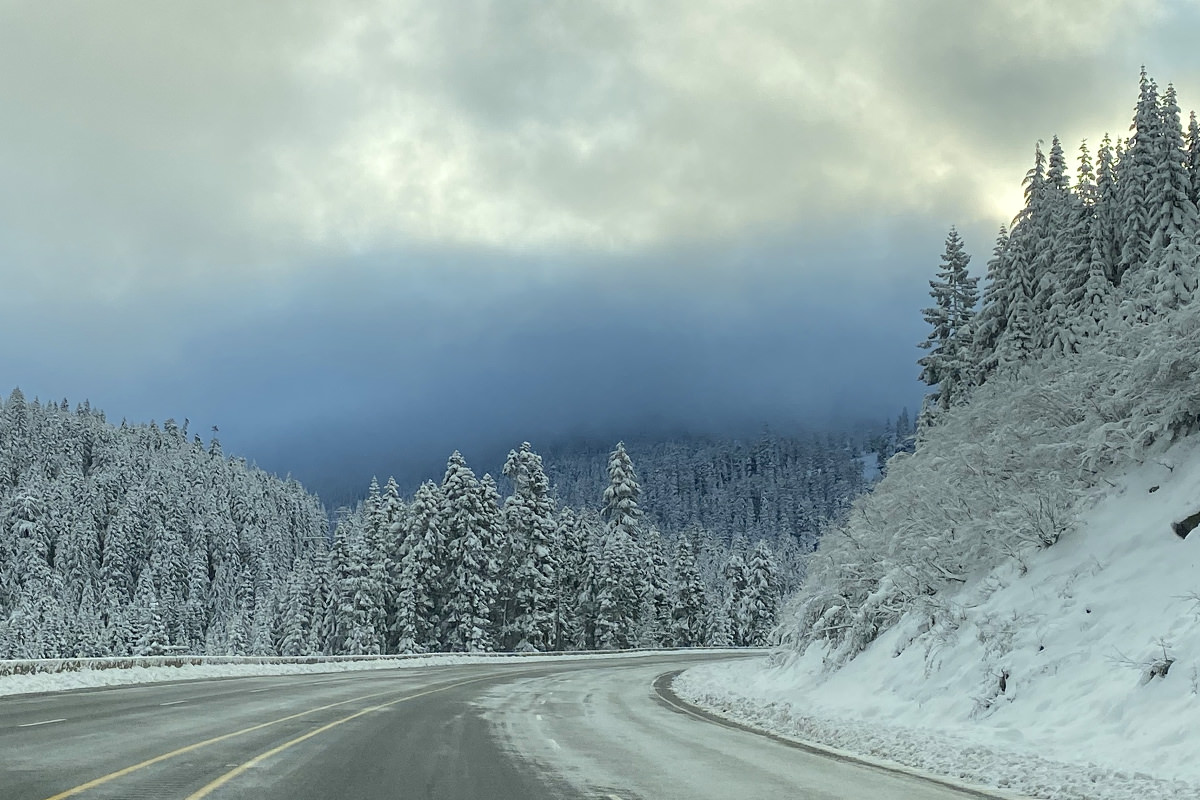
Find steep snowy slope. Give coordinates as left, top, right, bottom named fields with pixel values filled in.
left=675, top=71, right=1200, bottom=800
left=677, top=435, right=1200, bottom=799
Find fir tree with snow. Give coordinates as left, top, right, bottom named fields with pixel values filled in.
left=551, top=507, right=592, bottom=650
left=721, top=552, right=751, bottom=646
left=398, top=481, right=445, bottom=652
left=918, top=227, right=979, bottom=422
left=637, top=527, right=673, bottom=647
left=602, top=441, right=644, bottom=541
left=1142, top=84, right=1200, bottom=314
left=591, top=523, right=641, bottom=650
left=501, top=443, right=559, bottom=651
left=670, top=535, right=708, bottom=647
left=439, top=452, right=498, bottom=652
left=590, top=442, right=649, bottom=648
left=744, top=541, right=780, bottom=645
left=968, top=226, right=1013, bottom=384
left=1115, top=68, right=1160, bottom=288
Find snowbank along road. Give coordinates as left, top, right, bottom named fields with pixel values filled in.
left=1, top=653, right=1015, bottom=799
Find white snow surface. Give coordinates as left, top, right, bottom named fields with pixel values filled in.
left=677, top=438, right=1200, bottom=800
left=0, top=649, right=740, bottom=698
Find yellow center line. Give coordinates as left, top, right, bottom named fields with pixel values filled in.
left=184, top=676, right=489, bottom=800
left=39, top=677, right=482, bottom=800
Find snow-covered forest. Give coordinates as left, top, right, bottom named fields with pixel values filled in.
left=293, top=428, right=893, bottom=657
left=0, top=390, right=834, bottom=657
left=0, top=395, right=328, bottom=658
left=785, top=69, right=1200, bottom=665
left=542, top=428, right=906, bottom=552
left=289, top=442, right=786, bottom=656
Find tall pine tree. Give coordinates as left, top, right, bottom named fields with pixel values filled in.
left=918, top=227, right=979, bottom=422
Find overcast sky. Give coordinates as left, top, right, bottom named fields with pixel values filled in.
left=1, top=0, right=1196, bottom=499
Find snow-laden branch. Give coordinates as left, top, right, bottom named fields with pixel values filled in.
left=781, top=302, right=1200, bottom=668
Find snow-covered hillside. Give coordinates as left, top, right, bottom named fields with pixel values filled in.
left=678, top=436, right=1200, bottom=799
left=676, top=71, right=1200, bottom=800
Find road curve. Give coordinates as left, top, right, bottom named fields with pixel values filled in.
left=0, top=653, right=1006, bottom=800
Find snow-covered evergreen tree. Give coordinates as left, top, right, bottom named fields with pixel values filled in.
left=339, top=518, right=386, bottom=656
left=1141, top=84, right=1200, bottom=314
left=501, top=443, right=559, bottom=651
left=439, top=452, right=498, bottom=652
left=637, top=527, right=673, bottom=647
left=278, top=557, right=317, bottom=656
left=602, top=442, right=644, bottom=541
left=918, top=227, right=979, bottom=421
left=132, top=567, right=170, bottom=656
left=551, top=507, right=589, bottom=650
left=591, top=523, right=641, bottom=650
left=670, top=535, right=707, bottom=647
left=968, top=226, right=1013, bottom=384
left=721, top=552, right=751, bottom=646
left=1093, top=133, right=1122, bottom=284
left=1115, top=68, right=1160, bottom=288
left=1042, top=140, right=1095, bottom=355
left=1187, top=110, right=1200, bottom=206
left=360, top=479, right=392, bottom=651
left=591, top=442, right=648, bottom=648
left=318, top=523, right=350, bottom=655
left=993, top=154, right=1045, bottom=370
left=394, top=481, right=444, bottom=653
left=744, top=541, right=780, bottom=645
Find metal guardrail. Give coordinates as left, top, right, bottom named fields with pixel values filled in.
left=0, top=647, right=756, bottom=678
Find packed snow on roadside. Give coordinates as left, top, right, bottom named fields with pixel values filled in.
left=676, top=438, right=1200, bottom=800
left=0, top=649, right=740, bottom=698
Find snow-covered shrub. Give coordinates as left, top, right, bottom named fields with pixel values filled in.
left=781, top=303, right=1200, bottom=667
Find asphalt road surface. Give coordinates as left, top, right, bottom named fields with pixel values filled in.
left=0, top=653, right=1007, bottom=800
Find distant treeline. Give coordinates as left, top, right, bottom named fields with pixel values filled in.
left=543, top=427, right=911, bottom=552
left=0, top=394, right=811, bottom=657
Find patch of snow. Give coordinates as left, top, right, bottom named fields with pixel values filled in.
left=676, top=438, right=1200, bottom=800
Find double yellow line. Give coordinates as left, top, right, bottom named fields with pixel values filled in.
left=42, top=676, right=491, bottom=800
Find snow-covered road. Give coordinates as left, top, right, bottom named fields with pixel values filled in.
left=481, top=657, right=1009, bottom=799
left=1, top=653, right=1012, bottom=800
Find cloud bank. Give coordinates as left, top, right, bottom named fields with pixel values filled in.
left=0, top=0, right=1194, bottom=493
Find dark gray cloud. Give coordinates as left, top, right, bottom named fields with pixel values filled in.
left=227, top=230, right=930, bottom=497
left=0, top=220, right=931, bottom=498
